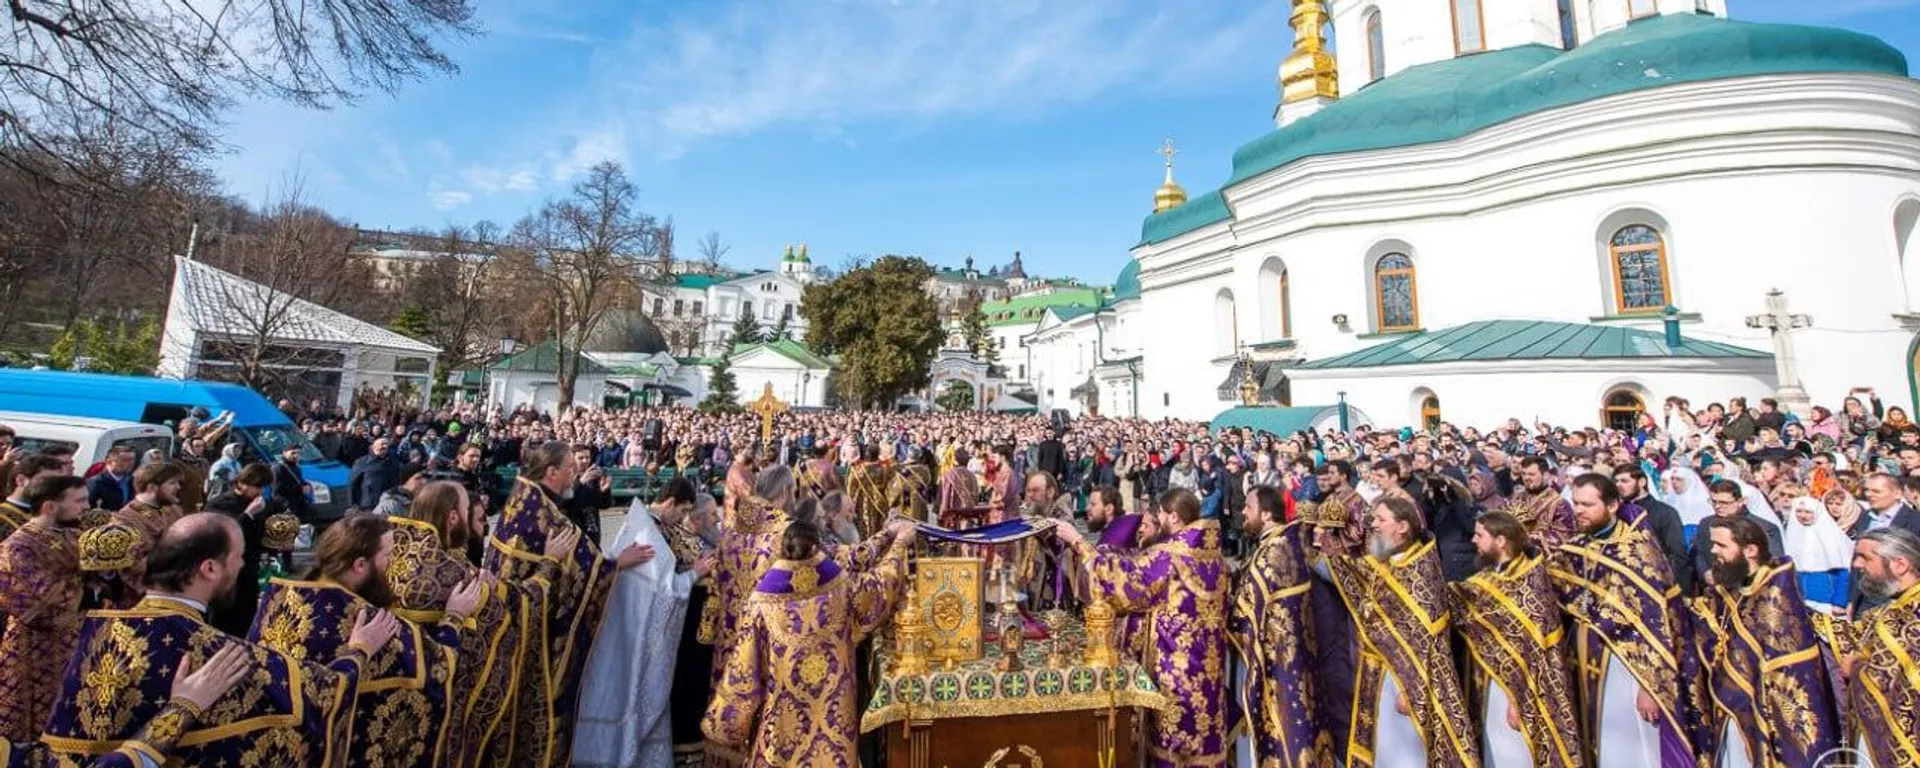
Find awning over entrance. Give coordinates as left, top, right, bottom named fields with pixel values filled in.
left=1214, top=360, right=1290, bottom=404
left=1069, top=376, right=1098, bottom=399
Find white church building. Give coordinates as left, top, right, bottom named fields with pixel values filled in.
left=1027, top=0, right=1920, bottom=430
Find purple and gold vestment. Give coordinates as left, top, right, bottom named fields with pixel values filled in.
left=1698, top=558, right=1841, bottom=768
left=1081, top=518, right=1230, bottom=768
left=702, top=540, right=909, bottom=767
left=249, top=578, right=460, bottom=768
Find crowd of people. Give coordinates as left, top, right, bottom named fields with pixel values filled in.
left=0, top=385, right=1913, bottom=767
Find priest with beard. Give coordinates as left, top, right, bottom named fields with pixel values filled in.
left=1844, top=528, right=1920, bottom=767
left=1452, top=511, right=1584, bottom=768
left=573, top=478, right=717, bottom=768
left=486, top=441, right=652, bottom=768
left=249, top=513, right=480, bottom=768
left=392, top=481, right=573, bottom=768
left=1229, top=486, right=1328, bottom=768
left=1086, top=486, right=1143, bottom=552
left=1504, top=456, right=1577, bottom=549
left=108, top=462, right=189, bottom=607
left=0, top=475, right=87, bottom=744
left=40, top=513, right=399, bottom=767
left=1551, top=473, right=1713, bottom=767
left=1698, top=516, right=1840, bottom=768
left=1057, top=489, right=1229, bottom=768
left=1325, top=495, right=1479, bottom=768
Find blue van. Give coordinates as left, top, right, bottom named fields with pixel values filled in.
left=0, top=369, right=350, bottom=520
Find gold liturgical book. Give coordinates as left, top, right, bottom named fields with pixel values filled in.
left=915, top=557, right=985, bottom=663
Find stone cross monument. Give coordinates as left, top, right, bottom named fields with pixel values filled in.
left=1745, top=288, right=1813, bottom=415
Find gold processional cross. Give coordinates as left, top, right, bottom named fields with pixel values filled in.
left=749, top=382, right=788, bottom=452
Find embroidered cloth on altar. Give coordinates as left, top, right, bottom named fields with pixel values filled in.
left=861, top=617, right=1166, bottom=732
left=912, top=517, right=1060, bottom=547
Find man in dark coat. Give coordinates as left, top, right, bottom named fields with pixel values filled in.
left=201, top=463, right=284, bottom=636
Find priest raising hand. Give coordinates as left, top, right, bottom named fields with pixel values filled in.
left=548, top=524, right=581, bottom=561
left=347, top=605, right=400, bottom=656
left=171, top=643, right=251, bottom=711
left=444, top=578, right=487, bottom=624
left=614, top=543, right=656, bottom=571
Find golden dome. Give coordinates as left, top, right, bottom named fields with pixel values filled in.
left=1153, top=138, right=1187, bottom=214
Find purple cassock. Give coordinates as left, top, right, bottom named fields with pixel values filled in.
left=1229, top=521, right=1330, bottom=767
left=1850, top=581, right=1920, bottom=768
left=1079, top=519, right=1230, bottom=768
left=1700, top=558, right=1841, bottom=767
left=1098, top=514, right=1143, bottom=551
left=1552, top=516, right=1715, bottom=768
left=39, top=597, right=364, bottom=767
left=702, top=541, right=909, bottom=767
left=249, top=578, right=460, bottom=768
left=484, top=478, right=617, bottom=768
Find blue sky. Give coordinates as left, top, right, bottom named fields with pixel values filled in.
left=214, top=0, right=1920, bottom=286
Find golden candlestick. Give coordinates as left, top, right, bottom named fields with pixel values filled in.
left=1083, top=598, right=1118, bottom=668
left=893, top=574, right=930, bottom=676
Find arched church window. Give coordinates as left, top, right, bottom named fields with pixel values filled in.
left=1609, top=224, right=1670, bottom=313
left=1257, top=258, right=1292, bottom=340
left=1365, top=9, right=1385, bottom=82
left=1215, top=289, right=1239, bottom=357
left=1603, top=390, right=1645, bottom=431
left=1420, top=394, right=1442, bottom=431
left=1373, top=253, right=1419, bottom=331
left=1627, top=0, right=1657, bottom=18
left=1557, top=0, right=1577, bottom=48
left=1280, top=268, right=1293, bottom=338
left=1452, top=0, right=1485, bottom=53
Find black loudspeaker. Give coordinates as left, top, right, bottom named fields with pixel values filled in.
left=643, top=419, right=663, bottom=448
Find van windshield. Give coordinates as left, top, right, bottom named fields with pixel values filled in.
left=245, top=425, right=325, bottom=463
left=112, top=435, right=175, bottom=463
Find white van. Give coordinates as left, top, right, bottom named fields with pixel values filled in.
left=0, top=411, right=176, bottom=473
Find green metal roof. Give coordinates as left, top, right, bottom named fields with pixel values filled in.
left=1211, top=405, right=1348, bottom=436
left=981, top=287, right=1103, bottom=327
left=732, top=338, right=833, bottom=369
left=1111, top=259, right=1141, bottom=302
left=675, top=274, right=732, bottom=289
left=1294, top=320, right=1769, bottom=370
left=487, top=341, right=611, bottom=374
left=1140, top=14, right=1909, bottom=246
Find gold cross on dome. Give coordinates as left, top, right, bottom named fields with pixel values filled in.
left=749, top=383, right=788, bottom=449
left=1158, top=138, right=1178, bottom=169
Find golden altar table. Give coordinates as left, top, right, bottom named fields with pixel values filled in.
left=862, top=618, right=1164, bottom=768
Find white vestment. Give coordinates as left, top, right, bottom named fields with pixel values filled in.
left=1372, top=672, right=1426, bottom=768
left=1483, top=682, right=1531, bottom=768
left=1719, top=719, right=1754, bottom=768
left=572, top=500, right=696, bottom=768
left=1231, top=656, right=1254, bottom=768
left=1596, top=655, right=1663, bottom=766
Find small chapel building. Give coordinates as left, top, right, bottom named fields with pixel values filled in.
left=1028, top=0, right=1920, bottom=429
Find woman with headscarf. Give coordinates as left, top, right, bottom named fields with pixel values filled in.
left=1782, top=495, right=1855, bottom=612
left=206, top=443, right=245, bottom=498
left=1660, top=466, right=1715, bottom=542
left=1804, top=405, right=1843, bottom=441
left=1877, top=404, right=1914, bottom=444
left=1822, top=488, right=1868, bottom=540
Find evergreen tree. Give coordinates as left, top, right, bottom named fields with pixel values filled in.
left=729, top=307, right=764, bottom=347
left=390, top=306, right=434, bottom=339
left=771, top=313, right=791, bottom=341
left=934, top=380, right=975, bottom=412
left=700, top=356, right=741, bottom=412
left=962, top=299, right=995, bottom=366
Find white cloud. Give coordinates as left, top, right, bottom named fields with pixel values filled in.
left=428, top=189, right=475, bottom=209
left=590, top=0, right=1286, bottom=153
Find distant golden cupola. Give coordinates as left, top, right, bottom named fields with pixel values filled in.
left=1153, top=138, right=1187, bottom=214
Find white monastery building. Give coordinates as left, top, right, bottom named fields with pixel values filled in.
left=1025, top=0, right=1920, bottom=430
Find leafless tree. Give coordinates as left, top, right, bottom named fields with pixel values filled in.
left=167, top=184, right=379, bottom=401
left=505, top=161, right=667, bottom=407
left=399, top=221, right=498, bottom=372
left=2, top=0, right=476, bottom=175
left=0, top=128, right=211, bottom=344
left=695, top=230, right=729, bottom=275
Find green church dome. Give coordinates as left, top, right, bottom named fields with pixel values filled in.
left=1140, top=13, right=1909, bottom=246
left=1112, top=259, right=1142, bottom=302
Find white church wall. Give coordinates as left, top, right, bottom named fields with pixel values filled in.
left=1291, top=362, right=1774, bottom=431
left=729, top=348, right=827, bottom=407
left=1136, top=73, right=1920, bottom=421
